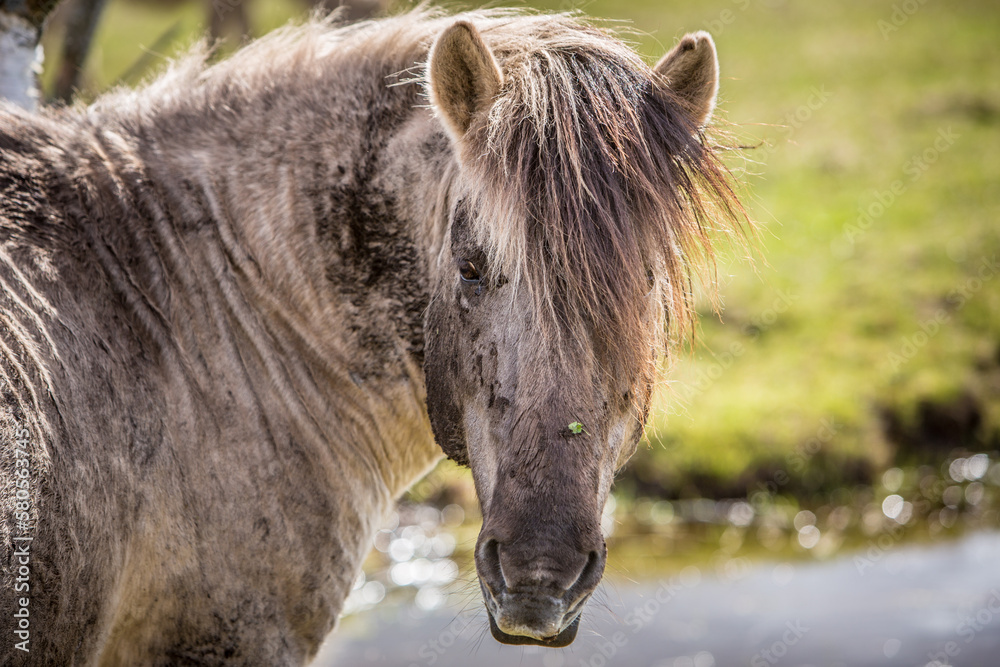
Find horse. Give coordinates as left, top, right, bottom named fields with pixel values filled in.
left=0, top=8, right=744, bottom=664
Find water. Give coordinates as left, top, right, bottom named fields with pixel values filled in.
left=317, top=530, right=1000, bottom=667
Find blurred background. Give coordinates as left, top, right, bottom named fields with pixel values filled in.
left=20, top=0, right=1000, bottom=664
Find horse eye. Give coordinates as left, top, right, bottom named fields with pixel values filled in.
left=458, top=259, right=481, bottom=283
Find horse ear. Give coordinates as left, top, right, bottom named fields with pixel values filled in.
left=654, top=31, right=719, bottom=128
left=428, top=21, right=503, bottom=139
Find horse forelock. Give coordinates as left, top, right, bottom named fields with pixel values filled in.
left=450, top=15, right=748, bottom=379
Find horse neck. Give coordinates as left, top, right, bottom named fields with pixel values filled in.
left=82, top=62, right=451, bottom=504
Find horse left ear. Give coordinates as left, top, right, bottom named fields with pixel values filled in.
left=654, top=31, right=719, bottom=128
left=428, top=21, right=503, bottom=140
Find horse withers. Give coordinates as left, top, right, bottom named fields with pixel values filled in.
left=0, top=9, right=743, bottom=664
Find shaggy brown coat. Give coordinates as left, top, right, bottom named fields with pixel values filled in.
left=0, top=9, right=743, bottom=664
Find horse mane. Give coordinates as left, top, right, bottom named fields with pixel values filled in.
left=84, top=7, right=747, bottom=382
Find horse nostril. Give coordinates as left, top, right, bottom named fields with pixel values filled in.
left=478, top=538, right=505, bottom=593
left=583, top=550, right=602, bottom=581
left=568, top=548, right=606, bottom=600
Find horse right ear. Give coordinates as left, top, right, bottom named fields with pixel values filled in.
left=428, top=21, right=503, bottom=140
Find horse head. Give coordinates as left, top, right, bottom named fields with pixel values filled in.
left=422, top=19, right=734, bottom=646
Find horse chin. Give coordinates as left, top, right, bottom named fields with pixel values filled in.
left=486, top=607, right=582, bottom=648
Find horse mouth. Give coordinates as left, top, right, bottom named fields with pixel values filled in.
left=480, top=579, right=587, bottom=647
left=486, top=607, right=581, bottom=647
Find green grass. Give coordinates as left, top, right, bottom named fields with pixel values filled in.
left=631, top=0, right=1000, bottom=495
left=43, top=0, right=1000, bottom=498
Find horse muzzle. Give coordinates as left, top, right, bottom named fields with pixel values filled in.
left=476, top=534, right=606, bottom=647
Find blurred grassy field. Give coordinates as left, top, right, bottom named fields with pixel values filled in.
left=42, top=0, right=1000, bottom=500
left=630, top=0, right=1000, bottom=498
